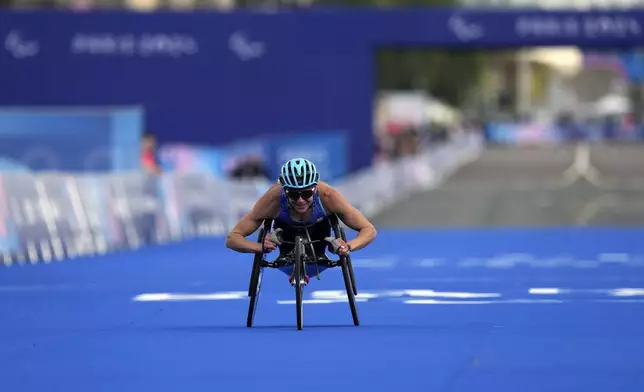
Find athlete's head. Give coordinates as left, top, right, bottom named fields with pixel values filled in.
left=278, top=158, right=320, bottom=213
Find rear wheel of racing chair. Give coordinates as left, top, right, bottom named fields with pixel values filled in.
left=247, top=220, right=272, bottom=328
left=294, top=236, right=305, bottom=331
left=330, top=215, right=359, bottom=326
left=339, top=226, right=357, bottom=296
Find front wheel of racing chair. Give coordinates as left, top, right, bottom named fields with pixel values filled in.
left=294, top=236, right=305, bottom=331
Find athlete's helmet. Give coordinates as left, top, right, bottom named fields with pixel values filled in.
left=278, top=158, right=319, bottom=189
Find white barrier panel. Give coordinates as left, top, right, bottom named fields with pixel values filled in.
left=0, top=133, right=482, bottom=264
left=334, top=132, right=482, bottom=217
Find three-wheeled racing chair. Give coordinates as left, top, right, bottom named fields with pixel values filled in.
left=246, top=214, right=359, bottom=330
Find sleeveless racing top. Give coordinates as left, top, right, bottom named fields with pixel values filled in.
left=276, top=188, right=328, bottom=227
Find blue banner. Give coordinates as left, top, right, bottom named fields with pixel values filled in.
left=159, top=131, right=348, bottom=182
left=1, top=9, right=643, bottom=173
left=265, top=131, right=348, bottom=182
left=619, top=51, right=644, bottom=82
left=0, top=108, right=143, bottom=172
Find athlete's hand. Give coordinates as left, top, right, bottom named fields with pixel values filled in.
left=263, top=233, right=278, bottom=253
left=335, top=238, right=350, bottom=256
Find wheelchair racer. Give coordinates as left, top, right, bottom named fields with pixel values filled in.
left=225, top=158, right=377, bottom=282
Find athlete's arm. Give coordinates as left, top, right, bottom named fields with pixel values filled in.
left=225, top=185, right=280, bottom=253
left=321, top=183, right=377, bottom=252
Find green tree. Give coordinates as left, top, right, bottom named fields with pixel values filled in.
left=320, top=0, right=489, bottom=108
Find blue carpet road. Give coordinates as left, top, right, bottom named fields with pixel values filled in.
left=1, top=228, right=644, bottom=392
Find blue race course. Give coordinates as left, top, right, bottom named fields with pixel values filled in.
left=1, top=228, right=644, bottom=392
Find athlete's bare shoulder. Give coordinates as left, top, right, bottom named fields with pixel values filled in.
left=318, top=180, right=374, bottom=233
left=265, top=183, right=282, bottom=198
left=252, top=183, right=281, bottom=219
left=316, top=180, right=333, bottom=195
left=317, top=181, right=344, bottom=212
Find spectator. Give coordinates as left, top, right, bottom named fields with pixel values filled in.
left=141, top=132, right=161, bottom=174
left=229, top=155, right=270, bottom=181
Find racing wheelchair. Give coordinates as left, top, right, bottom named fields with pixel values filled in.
left=246, top=214, right=359, bottom=330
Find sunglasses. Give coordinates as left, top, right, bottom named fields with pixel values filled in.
left=285, top=188, right=315, bottom=201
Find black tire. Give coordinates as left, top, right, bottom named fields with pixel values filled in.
left=340, top=227, right=357, bottom=296
left=341, top=254, right=360, bottom=326
left=248, top=227, right=265, bottom=297
left=246, top=226, right=266, bottom=328
left=294, top=236, right=304, bottom=331
left=246, top=267, right=263, bottom=328
left=340, top=256, right=360, bottom=327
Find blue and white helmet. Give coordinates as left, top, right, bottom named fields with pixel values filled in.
left=278, top=158, right=319, bottom=189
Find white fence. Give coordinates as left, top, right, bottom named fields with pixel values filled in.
left=0, top=133, right=482, bottom=265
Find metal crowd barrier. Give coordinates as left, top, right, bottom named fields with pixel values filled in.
left=0, top=133, right=482, bottom=265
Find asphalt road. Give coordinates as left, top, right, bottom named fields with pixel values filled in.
left=371, top=143, right=644, bottom=228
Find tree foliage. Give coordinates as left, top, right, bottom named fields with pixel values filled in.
left=318, top=0, right=490, bottom=108
left=376, top=49, right=488, bottom=107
